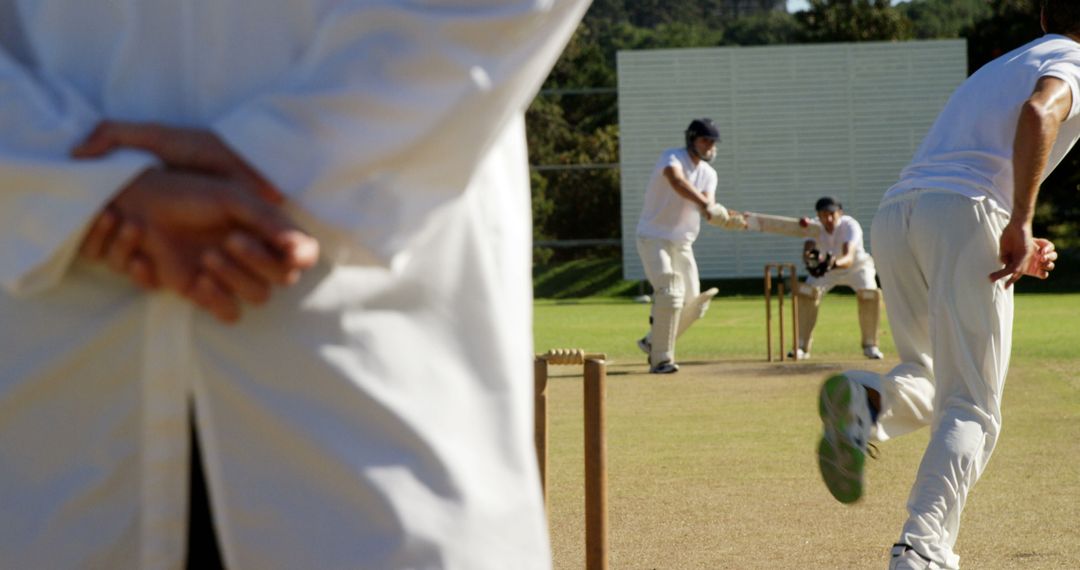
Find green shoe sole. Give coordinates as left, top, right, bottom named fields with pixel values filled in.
left=817, top=374, right=866, bottom=504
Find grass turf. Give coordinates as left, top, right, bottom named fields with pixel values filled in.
left=534, top=293, right=1080, bottom=569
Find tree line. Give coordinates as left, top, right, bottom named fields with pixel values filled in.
left=528, top=0, right=1077, bottom=260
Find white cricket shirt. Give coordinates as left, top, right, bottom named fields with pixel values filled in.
left=816, top=215, right=871, bottom=265
left=884, top=34, right=1080, bottom=212
left=636, top=148, right=718, bottom=243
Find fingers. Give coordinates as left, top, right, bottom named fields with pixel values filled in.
left=224, top=231, right=302, bottom=285
left=276, top=231, right=321, bottom=273
left=988, top=264, right=1021, bottom=285
left=222, top=196, right=320, bottom=276
left=106, top=223, right=144, bottom=274
left=128, top=255, right=160, bottom=290
left=80, top=209, right=121, bottom=259
left=189, top=274, right=242, bottom=324
left=73, top=121, right=285, bottom=204
left=72, top=121, right=169, bottom=159
left=202, top=248, right=271, bottom=305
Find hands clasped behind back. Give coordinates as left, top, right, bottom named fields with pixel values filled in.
left=75, top=123, right=320, bottom=322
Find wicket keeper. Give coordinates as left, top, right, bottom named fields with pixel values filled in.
left=792, top=196, right=885, bottom=360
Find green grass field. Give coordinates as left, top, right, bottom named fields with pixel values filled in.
left=534, top=293, right=1080, bottom=569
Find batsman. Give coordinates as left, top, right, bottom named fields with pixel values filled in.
left=635, top=118, right=740, bottom=373
left=792, top=196, right=885, bottom=360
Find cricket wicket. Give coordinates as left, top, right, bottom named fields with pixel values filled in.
left=764, top=264, right=800, bottom=362
left=534, top=349, right=608, bottom=570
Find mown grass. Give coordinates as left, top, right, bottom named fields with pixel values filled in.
left=534, top=293, right=1080, bottom=569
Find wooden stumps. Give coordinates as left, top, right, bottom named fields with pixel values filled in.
left=534, top=349, right=608, bottom=570
left=764, top=263, right=800, bottom=362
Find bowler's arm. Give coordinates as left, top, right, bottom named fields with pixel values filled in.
left=991, top=75, right=1072, bottom=285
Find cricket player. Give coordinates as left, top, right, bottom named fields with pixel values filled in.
left=815, top=3, right=1070, bottom=568
left=792, top=196, right=885, bottom=360
left=635, top=118, right=727, bottom=374
left=0, top=1, right=590, bottom=568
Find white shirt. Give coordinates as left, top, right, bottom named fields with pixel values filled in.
left=0, top=1, right=589, bottom=568
left=817, top=215, right=871, bottom=266
left=636, top=148, right=718, bottom=243
left=884, top=35, right=1080, bottom=212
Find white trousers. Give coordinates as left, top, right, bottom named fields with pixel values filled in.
left=856, top=191, right=1012, bottom=570
left=636, top=237, right=700, bottom=302
left=636, top=236, right=700, bottom=338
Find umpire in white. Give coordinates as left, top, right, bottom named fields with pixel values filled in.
left=635, top=119, right=726, bottom=373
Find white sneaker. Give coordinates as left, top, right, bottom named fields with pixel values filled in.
left=817, top=373, right=874, bottom=503
left=863, top=345, right=884, bottom=359
left=649, top=361, right=679, bottom=374
left=787, top=348, right=809, bottom=360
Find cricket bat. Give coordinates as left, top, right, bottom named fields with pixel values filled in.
left=709, top=210, right=820, bottom=238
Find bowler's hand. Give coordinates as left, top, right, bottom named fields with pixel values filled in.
left=1022, top=238, right=1057, bottom=280
left=989, top=221, right=1034, bottom=288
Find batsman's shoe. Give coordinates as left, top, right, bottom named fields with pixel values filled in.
left=637, top=336, right=651, bottom=356
left=863, top=345, right=885, bottom=360
left=787, top=348, right=810, bottom=360
left=649, top=361, right=679, bottom=374
left=817, top=373, right=874, bottom=504
left=888, top=543, right=937, bottom=570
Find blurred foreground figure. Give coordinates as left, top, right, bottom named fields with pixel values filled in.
left=0, top=1, right=590, bottom=568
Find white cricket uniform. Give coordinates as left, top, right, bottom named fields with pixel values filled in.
left=856, top=34, right=1080, bottom=570
left=0, top=1, right=589, bottom=569
left=804, top=215, right=877, bottom=292
left=636, top=148, right=718, bottom=305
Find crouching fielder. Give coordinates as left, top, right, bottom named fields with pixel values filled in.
left=635, top=118, right=726, bottom=374
left=793, top=196, right=884, bottom=360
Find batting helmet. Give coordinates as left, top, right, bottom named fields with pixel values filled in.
left=685, top=118, right=721, bottom=148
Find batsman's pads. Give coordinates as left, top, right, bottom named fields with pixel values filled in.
left=796, top=283, right=823, bottom=353
left=857, top=289, right=882, bottom=348
left=805, top=249, right=833, bottom=278
left=676, top=287, right=719, bottom=339
left=650, top=272, right=684, bottom=366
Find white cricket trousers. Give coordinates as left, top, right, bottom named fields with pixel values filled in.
left=636, top=237, right=700, bottom=302
left=862, top=191, right=1013, bottom=570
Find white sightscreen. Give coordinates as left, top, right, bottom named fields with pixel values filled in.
left=618, top=40, right=967, bottom=280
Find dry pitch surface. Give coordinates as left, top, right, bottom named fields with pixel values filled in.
left=539, top=302, right=1080, bottom=569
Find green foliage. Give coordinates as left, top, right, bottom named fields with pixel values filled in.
left=963, top=0, right=1041, bottom=72
left=723, top=11, right=802, bottom=45
left=529, top=0, right=1080, bottom=261
left=899, top=0, right=992, bottom=39
left=796, top=0, right=914, bottom=43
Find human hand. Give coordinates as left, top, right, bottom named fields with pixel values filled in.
left=73, top=121, right=284, bottom=205
left=1022, top=238, right=1057, bottom=280
left=103, top=167, right=318, bottom=322
left=988, top=220, right=1034, bottom=288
